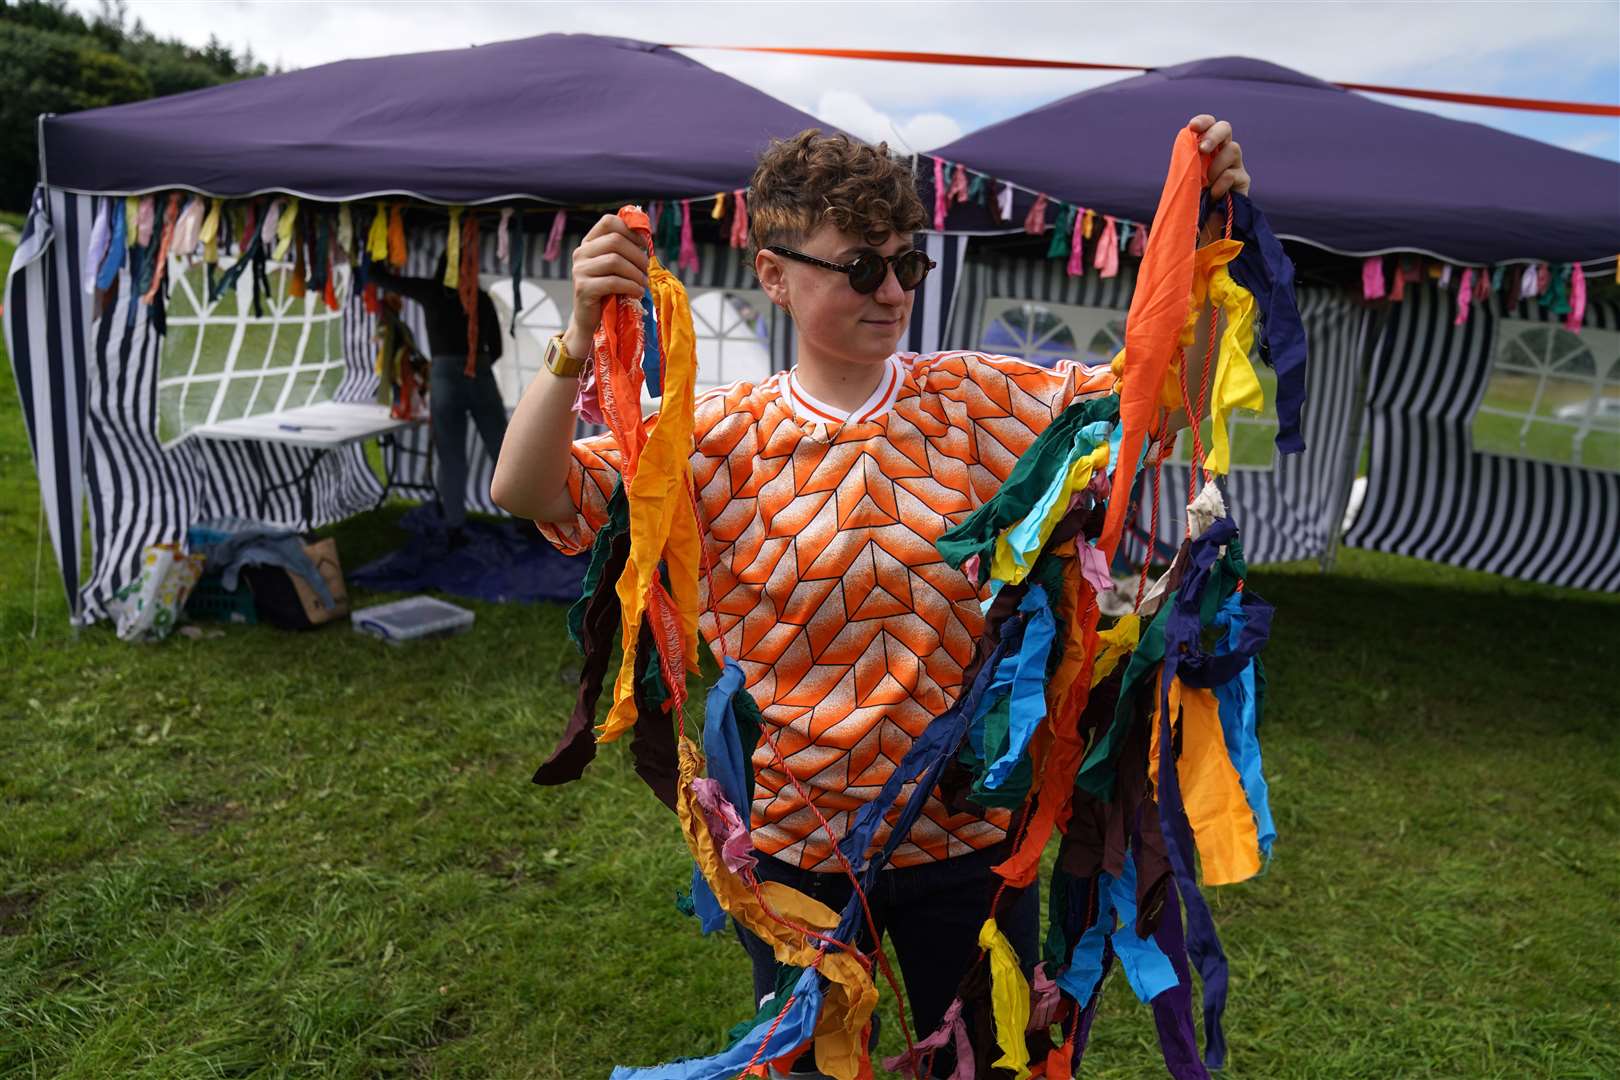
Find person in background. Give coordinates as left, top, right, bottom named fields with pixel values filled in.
left=369, top=251, right=506, bottom=546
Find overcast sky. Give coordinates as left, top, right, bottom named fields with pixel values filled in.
left=73, top=0, right=1620, bottom=160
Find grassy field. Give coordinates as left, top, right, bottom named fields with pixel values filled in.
left=3, top=221, right=1618, bottom=1078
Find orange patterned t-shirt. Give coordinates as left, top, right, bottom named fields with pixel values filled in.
left=540, top=351, right=1116, bottom=870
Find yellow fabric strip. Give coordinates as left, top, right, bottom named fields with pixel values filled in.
left=1202, top=266, right=1262, bottom=475
left=1091, top=613, right=1140, bottom=688
left=367, top=204, right=389, bottom=262
left=602, top=254, right=702, bottom=741
left=979, top=918, right=1032, bottom=1080
left=443, top=207, right=462, bottom=289
left=199, top=199, right=222, bottom=264
left=272, top=197, right=300, bottom=261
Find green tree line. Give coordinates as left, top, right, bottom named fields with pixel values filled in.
left=1, top=0, right=272, bottom=210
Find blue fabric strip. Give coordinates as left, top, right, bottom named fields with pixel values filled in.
left=1212, top=594, right=1277, bottom=859
left=983, top=586, right=1057, bottom=789
left=610, top=966, right=823, bottom=1079
left=641, top=290, right=662, bottom=399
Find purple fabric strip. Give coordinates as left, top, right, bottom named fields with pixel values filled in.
left=1146, top=876, right=1212, bottom=1080
left=1156, top=671, right=1230, bottom=1071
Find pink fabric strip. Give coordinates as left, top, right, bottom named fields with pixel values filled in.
left=1454, top=268, right=1474, bottom=324
left=1362, top=256, right=1386, bottom=300
left=573, top=362, right=604, bottom=424
left=497, top=208, right=512, bottom=265
left=882, top=997, right=973, bottom=1080
left=1567, top=267, right=1587, bottom=330
left=1129, top=224, right=1148, bottom=257
left=949, top=163, right=969, bottom=204
left=678, top=200, right=700, bottom=274
left=729, top=190, right=750, bottom=249
left=1095, top=214, right=1120, bottom=278
left=1024, top=193, right=1048, bottom=235
left=136, top=195, right=155, bottom=246
left=934, top=158, right=948, bottom=231
left=690, top=778, right=756, bottom=874
left=543, top=210, right=567, bottom=262
left=1066, top=207, right=1086, bottom=277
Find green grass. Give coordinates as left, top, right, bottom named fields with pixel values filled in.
left=3, top=229, right=1619, bottom=1078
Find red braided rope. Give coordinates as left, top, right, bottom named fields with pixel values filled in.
left=738, top=990, right=799, bottom=1076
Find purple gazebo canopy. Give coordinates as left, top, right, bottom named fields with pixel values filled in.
left=932, top=57, right=1620, bottom=266
left=41, top=34, right=831, bottom=205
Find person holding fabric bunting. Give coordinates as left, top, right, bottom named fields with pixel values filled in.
left=493, top=114, right=1270, bottom=1080
left=370, top=250, right=506, bottom=546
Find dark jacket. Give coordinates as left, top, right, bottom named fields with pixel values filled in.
left=368, top=268, right=503, bottom=366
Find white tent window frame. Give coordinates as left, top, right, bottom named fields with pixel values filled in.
left=483, top=281, right=774, bottom=412
left=977, top=297, right=1279, bottom=472
left=687, top=287, right=773, bottom=397
left=485, top=278, right=572, bottom=408
left=1470, top=320, right=1620, bottom=474
left=154, top=257, right=349, bottom=448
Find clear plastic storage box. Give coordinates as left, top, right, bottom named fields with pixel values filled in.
left=351, top=596, right=475, bottom=643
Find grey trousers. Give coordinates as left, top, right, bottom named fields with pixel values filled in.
left=429, top=355, right=509, bottom=528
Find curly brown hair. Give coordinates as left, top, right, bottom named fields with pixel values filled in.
left=747, top=129, right=927, bottom=260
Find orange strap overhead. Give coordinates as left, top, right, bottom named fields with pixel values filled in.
left=669, top=44, right=1620, bottom=116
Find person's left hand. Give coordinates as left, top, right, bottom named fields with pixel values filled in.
left=1189, top=115, right=1250, bottom=198
left=1189, top=115, right=1250, bottom=244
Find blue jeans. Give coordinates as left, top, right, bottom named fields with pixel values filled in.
left=734, top=842, right=1039, bottom=1075
left=430, top=356, right=509, bottom=528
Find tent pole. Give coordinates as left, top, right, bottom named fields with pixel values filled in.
left=1320, top=301, right=1387, bottom=574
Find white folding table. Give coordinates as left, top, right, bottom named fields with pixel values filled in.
left=192, top=401, right=434, bottom=528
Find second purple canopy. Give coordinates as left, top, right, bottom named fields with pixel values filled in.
left=930, top=57, right=1620, bottom=266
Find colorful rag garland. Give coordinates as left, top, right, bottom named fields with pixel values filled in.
left=533, top=131, right=1306, bottom=1077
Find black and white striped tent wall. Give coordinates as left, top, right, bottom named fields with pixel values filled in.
left=5, top=187, right=91, bottom=625
left=6, top=190, right=392, bottom=623
left=1346, top=283, right=1620, bottom=591
left=3, top=189, right=969, bottom=623
left=947, top=248, right=1370, bottom=566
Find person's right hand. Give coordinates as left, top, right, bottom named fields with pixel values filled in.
left=562, top=213, right=649, bottom=359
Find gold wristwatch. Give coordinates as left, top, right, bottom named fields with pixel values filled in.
left=544, top=333, right=587, bottom=378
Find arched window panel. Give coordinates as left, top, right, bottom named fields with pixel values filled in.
left=485, top=278, right=572, bottom=407
left=978, top=299, right=1121, bottom=368
left=1470, top=321, right=1620, bottom=473
left=687, top=287, right=773, bottom=400
left=155, top=258, right=349, bottom=448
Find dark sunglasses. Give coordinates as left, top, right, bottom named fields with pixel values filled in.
left=766, top=245, right=936, bottom=295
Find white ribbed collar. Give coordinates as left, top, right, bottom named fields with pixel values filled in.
left=782, top=354, right=905, bottom=425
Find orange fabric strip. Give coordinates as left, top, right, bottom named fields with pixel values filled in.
left=1099, top=126, right=1205, bottom=559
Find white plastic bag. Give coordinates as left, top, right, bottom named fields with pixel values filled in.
left=107, top=543, right=207, bottom=642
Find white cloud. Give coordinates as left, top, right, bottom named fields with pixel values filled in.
left=896, top=113, right=965, bottom=154
left=810, top=90, right=963, bottom=152
left=1559, top=130, right=1615, bottom=154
